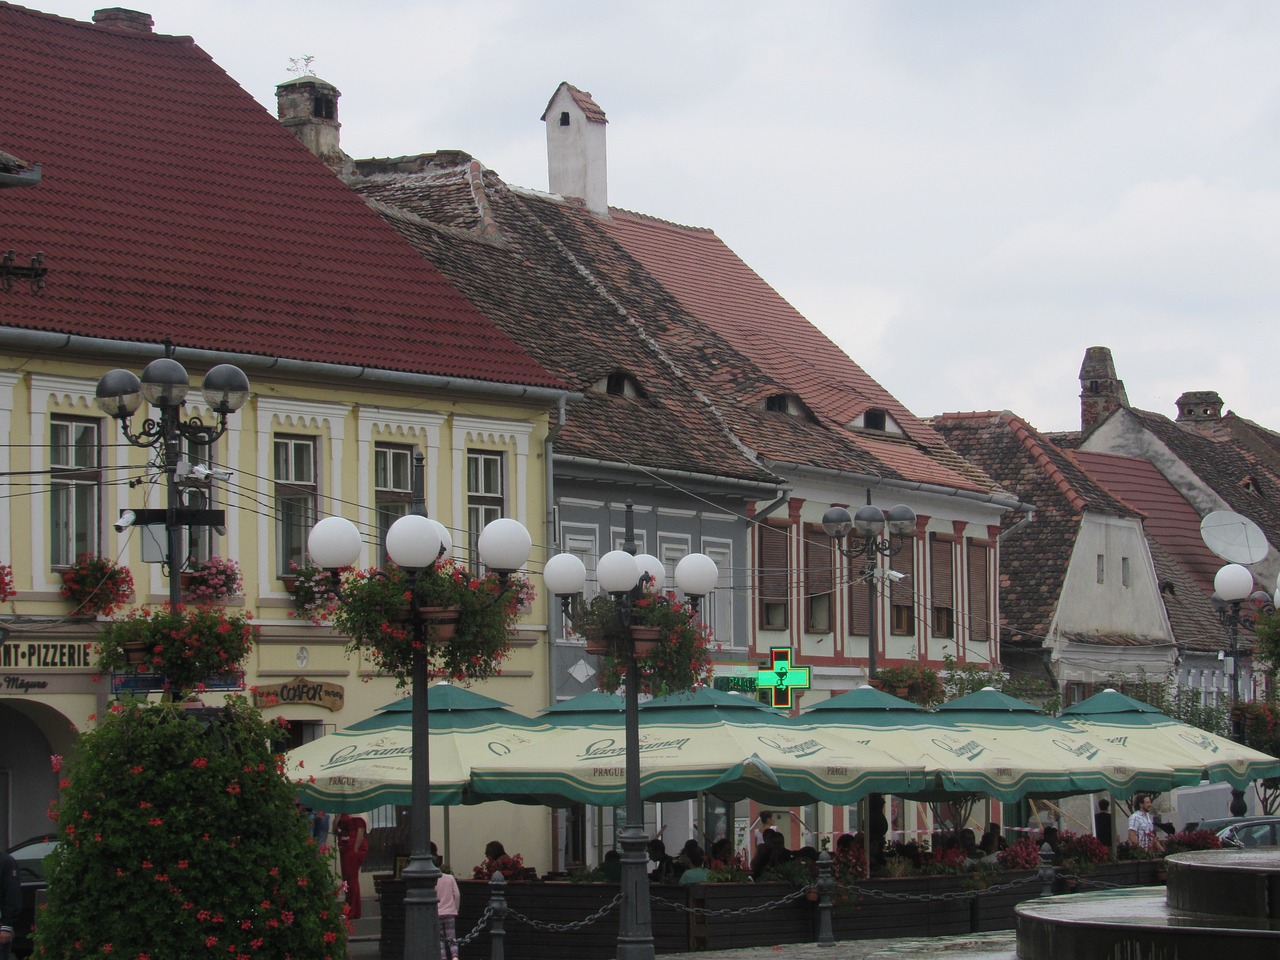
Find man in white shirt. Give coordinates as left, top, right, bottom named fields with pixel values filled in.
left=1127, top=794, right=1165, bottom=854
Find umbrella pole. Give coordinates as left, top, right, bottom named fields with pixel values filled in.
left=402, top=648, right=441, bottom=960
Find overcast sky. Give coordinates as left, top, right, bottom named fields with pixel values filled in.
left=44, top=1, right=1280, bottom=433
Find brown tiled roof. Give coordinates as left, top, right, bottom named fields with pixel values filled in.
left=597, top=209, right=996, bottom=493
left=352, top=165, right=779, bottom=485
left=0, top=3, right=562, bottom=390
left=932, top=411, right=1145, bottom=652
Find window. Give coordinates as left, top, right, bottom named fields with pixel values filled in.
left=1097, top=554, right=1105, bottom=584
left=182, top=435, right=215, bottom=564
left=312, top=95, right=335, bottom=120
left=757, top=522, right=789, bottom=629
left=804, top=526, right=833, bottom=632
left=889, top=545, right=914, bottom=636
left=1121, top=556, right=1131, bottom=588
left=375, top=444, right=414, bottom=565
left=930, top=535, right=955, bottom=638
left=862, top=408, right=887, bottom=431
left=275, top=436, right=317, bottom=574
left=967, top=541, right=989, bottom=643
left=702, top=543, right=734, bottom=648
left=847, top=555, right=871, bottom=638
left=467, top=451, right=505, bottom=568
left=50, top=417, right=101, bottom=566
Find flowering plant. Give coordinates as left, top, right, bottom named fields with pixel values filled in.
left=182, top=555, right=242, bottom=603
left=286, top=555, right=339, bottom=622
left=597, top=585, right=714, bottom=696
left=95, top=604, right=257, bottom=696
left=60, top=553, right=134, bottom=617
left=996, top=837, right=1043, bottom=870
left=1056, top=830, right=1111, bottom=869
left=36, top=698, right=346, bottom=958
left=830, top=844, right=868, bottom=884
left=1163, top=829, right=1222, bottom=853
left=705, top=852, right=751, bottom=883
left=0, top=562, right=14, bottom=603
left=328, top=560, right=522, bottom=687
left=472, top=852, right=525, bottom=880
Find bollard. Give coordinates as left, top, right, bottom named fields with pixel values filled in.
left=1037, top=843, right=1056, bottom=898
left=815, top=850, right=835, bottom=946
left=489, top=870, right=508, bottom=960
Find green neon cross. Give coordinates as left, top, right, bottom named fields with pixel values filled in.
left=755, top=646, right=811, bottom=708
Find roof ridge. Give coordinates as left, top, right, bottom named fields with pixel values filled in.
left=998, top=411, right=1089, bottom=513
left=2, top=1, right=194, bottom=43
left=609, top=206, right=716, bottom=234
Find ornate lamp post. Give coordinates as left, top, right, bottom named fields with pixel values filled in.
left=543, top=502, right=717, bottom=960
left=1212, top=562, right=1273, bottom=816
left=95, top=352, right=250, bottom=606
left=307, top=470, right=531, bottom=960
left=821, top=495, right=916, bottom=680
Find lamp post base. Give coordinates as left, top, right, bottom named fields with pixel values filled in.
left=616, top=822, right=653, bottom=960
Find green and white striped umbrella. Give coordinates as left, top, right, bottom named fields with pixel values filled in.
left=469, top=687, right=926, bottom=807
left=285, top=682, right=554, bottom=811
left=1062, top=688, right=1280, bottom=791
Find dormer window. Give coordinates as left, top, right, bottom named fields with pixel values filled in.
left=1241, top=475, right=1263, bottom=497
left=850, top=407, right=903, bottom=434
left=592, top=369, right=646, bottom=399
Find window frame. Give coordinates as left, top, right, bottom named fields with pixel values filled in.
left=50, top=416, right=102, bottom=567
left=929, top=534, right=956, bottom=640
left=374, top=443, right=415, bottom=566
left=467, top=450, right=506, bottom=570
left=274, top=435, right=318, bottom=575
left=757, top=521, right=790, bottom=630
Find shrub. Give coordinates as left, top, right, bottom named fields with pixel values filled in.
left=36, top=699, right=347, bottom=958
left=1056, top=830, right=1111, bottom=870
left=1164, top=829, right=1222, bottom=853
left=996, top=837, right=1043, bottom=870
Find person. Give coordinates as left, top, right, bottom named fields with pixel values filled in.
left=646, top=838, right=677, bottom=883
left=708, top=837, right=734, bottom=865
left=1127, top=794, right=1165, bottom=854
left=601, top=849, right=622, bottom=882
left=431, top=842, right=460, bottom=960
left=678, top=847, right=709, bottom=884
left=1095, top=799, right=1113, bottom=847
left=752, top=810, right=776, bottom=852
left=335, top=812, right=369, bottom=919
left=750, top=828, right=791, bottom=880
left=483, top=840, right=507, bottom=862
left=1, top=848, right=19, bottom=960
left=1040, top=826, right=1061, bottom=856
left=307, top=807, right=330, bottom=847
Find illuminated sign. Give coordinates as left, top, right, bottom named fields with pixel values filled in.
left=755, top=647, right=811, bottom=708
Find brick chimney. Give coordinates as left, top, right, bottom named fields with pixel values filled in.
left=1079, top=346, right=1129, bottom=434
left=542, top=82, right=608, bottom=217
left=276, top=75, right=344, bottom=173
left=92, top=8, right=154, bottom=32
left=1175, top=390, right=1224, bottom=423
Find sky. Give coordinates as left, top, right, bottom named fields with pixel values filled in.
left=40, top=0, right=1280, bottom=433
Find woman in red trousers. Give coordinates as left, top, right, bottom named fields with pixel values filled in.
left=335, top=813, right=369, bottom=919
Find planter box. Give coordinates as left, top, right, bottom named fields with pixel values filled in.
left=831, top=876, right=972, bottom=940
left=970, top=871, right=1041, bottom=931
left=687, top=882, right=811, bottom=950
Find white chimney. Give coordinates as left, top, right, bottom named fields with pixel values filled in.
left=542, top=82, right=608, bottom=217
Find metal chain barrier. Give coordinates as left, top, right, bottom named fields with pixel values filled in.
left=449, top=904, right=496, bottom=949
left=834, top=872, right=1040, bottom=903
left=652, top=884, right=812, bottom=917
left=1056, top=872, right=1133, bottom=890
left=504, top=891, right=624, bottom=932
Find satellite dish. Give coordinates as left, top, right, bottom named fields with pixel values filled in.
left=1201, top=511, right=1270, bottom=564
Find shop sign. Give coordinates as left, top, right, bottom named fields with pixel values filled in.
left=0, top=640, right=94, bottom=670
left=253, top=677, right=344, bottom=712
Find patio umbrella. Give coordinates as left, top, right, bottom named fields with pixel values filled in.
left=469, top=687, right=926, bottom=807
left=1061, top=688, right=1280, bottom=791
left=285, top=681, right=555, bottom=811
left=932, top=687, right=1189, bottom=798
left=801, top=685, right=1132, bottom=802
left=539, top=690, right=625, bottom=727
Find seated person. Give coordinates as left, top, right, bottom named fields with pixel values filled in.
left=750, top=828, right=791, bottom=880
left=601, top=849, right=621, bottom=882
left=678, top=847, right=709, bottom=884
left=646, top=838, right=678, bottom=882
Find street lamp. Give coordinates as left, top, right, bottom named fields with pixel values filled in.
left=545, top=502, right=716, bottom=960
left=307, top=459, right=531, bottom=960
left=96, top=352, right=250, bottom=605
left=821, top=495, right=916, bottom=680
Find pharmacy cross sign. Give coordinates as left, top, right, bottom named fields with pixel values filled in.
left=756, top=647, right=811, bottom=708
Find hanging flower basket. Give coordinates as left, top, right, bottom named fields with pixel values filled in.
left=285, top=556, right=340, bottom=623
left=597, top=583, right=714, bottom=696
left=180, top=555, right=241, bottom=604
left=583, top=626, right=611, bottom=655
left=327, top=561, right=525, bottom=687
left=96, top=604, right=257, bottom=696
left=60, top=554, right=134, bottom=617
left=0, top=562, right=15, bottom=603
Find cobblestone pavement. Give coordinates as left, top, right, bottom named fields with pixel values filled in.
left=348, top=930, right=1018, bottom=960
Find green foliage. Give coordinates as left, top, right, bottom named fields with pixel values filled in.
left=1254, top=610, right=1280, bottom=682
left=36, top=698, right=347, bottom=959
left=95, top=604, right=257, bottom=697
left=875, top=663, right=944, bottom=706
left=941, top=654, right=1060, bottom=713
left=1105, top=670, right=1229, bottom=737
left=597, top=587, right=714, bottom=696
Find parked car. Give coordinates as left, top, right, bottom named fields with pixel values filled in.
left=5, top=834, right=56, bottom=959
left=1191, top=816, right=1280, bottom=848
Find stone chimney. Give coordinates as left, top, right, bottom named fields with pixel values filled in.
left=276, top=76, right=344, bottom=172
left=1079, top=346, right=1129, bottom=434
left=92, top=8, right=154, bottom=32
left=542, top=82, right=608, bottom=217
left=1175, top=390, right=1224, bottom=423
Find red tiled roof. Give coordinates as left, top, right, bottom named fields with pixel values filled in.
left=0, top=3, right=563, bottom=390
left=600, top=209, right=992, bottom=493
left=540, top=82, right=607, bottom=124
left=1067, top=450, right=1225, bottom=596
